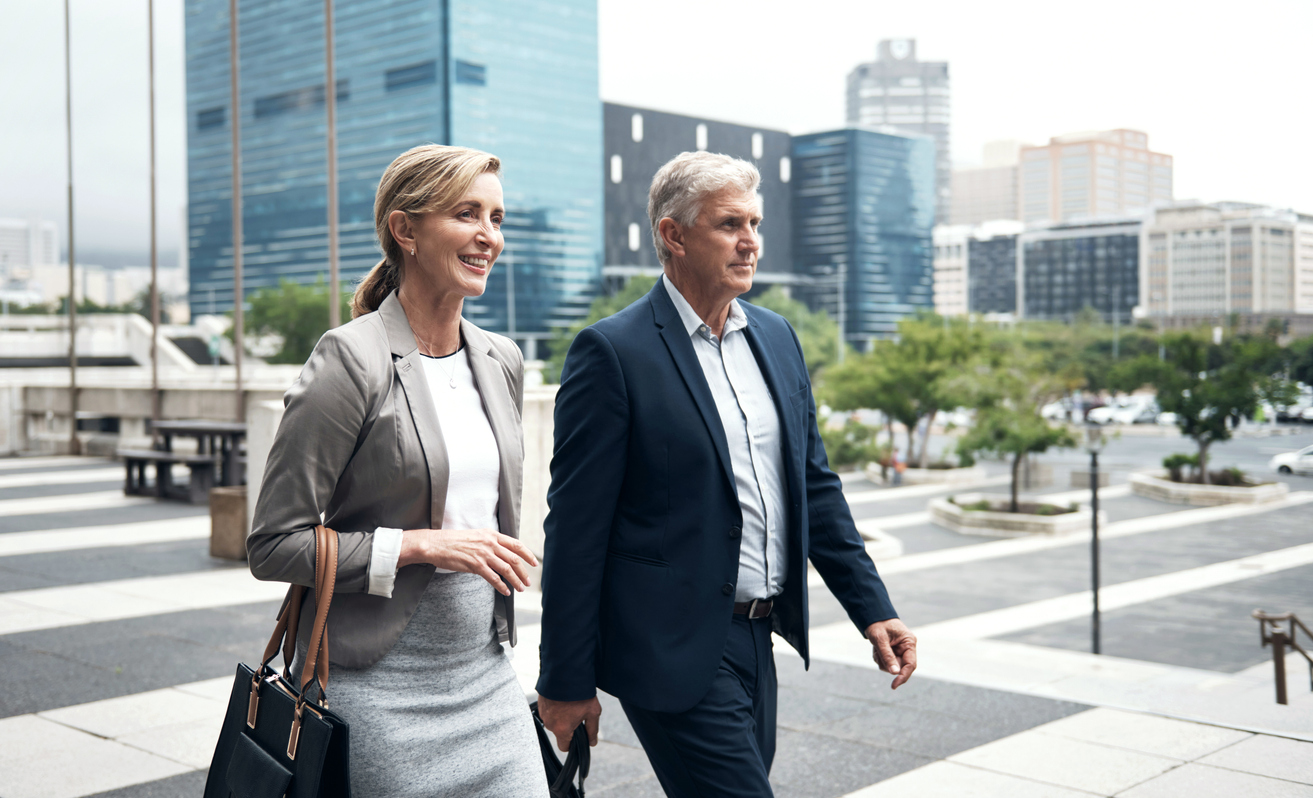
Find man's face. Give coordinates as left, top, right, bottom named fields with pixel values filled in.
left=673, top=188, right=762, bottom=300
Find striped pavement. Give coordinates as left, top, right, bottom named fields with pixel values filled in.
left=0, top=456, right=1310, bottom=797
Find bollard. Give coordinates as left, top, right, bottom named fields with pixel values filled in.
left=209, top=485, right=248, bottom=561
left=1272, top=629, right=1288, bottom=705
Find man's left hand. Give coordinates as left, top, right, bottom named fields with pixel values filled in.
left=864, top=618, right=917, bottom=689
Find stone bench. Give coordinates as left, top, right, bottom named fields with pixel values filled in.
left=117, top=448, right=220, bottom=505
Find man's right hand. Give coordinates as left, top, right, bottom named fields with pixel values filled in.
left=537, top=694, right=602, bottom=752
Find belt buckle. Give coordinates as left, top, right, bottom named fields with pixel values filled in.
left=748, top=598, right=761, bottom=619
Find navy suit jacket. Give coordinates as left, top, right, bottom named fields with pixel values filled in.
left=536, top=280, right=898, bottom=714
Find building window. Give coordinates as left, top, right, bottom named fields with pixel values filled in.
left=779, top=156, right=791, bottom=183
left=631, top=113, right=643, bottom=142
left=254, top=80, right=349, bottom=119
left=752, top=132, right=763, bottom=160
left=386, top=60, right=437, bottom=91
left=696, top=123, right=708, bottom=151
left=610, top=154, right=622, bottom=184
left=455, top=60, right=486, bottom=86
left=628, top=222, right=641, bottom=252
left=197, top=107, right=225, bottom=130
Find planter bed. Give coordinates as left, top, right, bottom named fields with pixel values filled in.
left=929, top=492, right=1102, bottom=538
left=1129, top=471, right=1288, bottom=506
left=864, top=463, right=987, bottom=486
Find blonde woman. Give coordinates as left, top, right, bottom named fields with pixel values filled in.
left=249, top=145, right=547, bottom=796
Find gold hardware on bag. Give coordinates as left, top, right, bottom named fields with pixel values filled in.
left=287, top=702, right=303, bottom=760
left=246, top=673, right=261, bottom=728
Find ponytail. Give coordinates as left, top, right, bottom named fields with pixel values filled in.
left=351, top=258, right=400, bottom=318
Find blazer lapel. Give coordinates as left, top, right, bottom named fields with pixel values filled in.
left=379, top=292, right=450, bottom=529
left=461, top=319, right=521, bottom=542
left=650, top=280, right=737, bottom=496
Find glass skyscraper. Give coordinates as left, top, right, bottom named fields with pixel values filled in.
left=185, top=0, right=602, bottom=350
left=792, top=128, right=936, bottom=342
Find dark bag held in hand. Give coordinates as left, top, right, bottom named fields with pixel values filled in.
left=530, top=701, right=590, bottom=798
left=204, top=525, right=352, bottom=798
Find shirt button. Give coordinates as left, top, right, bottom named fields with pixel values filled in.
left=729, top=526, right=742, bottom=539
left=722, top=583, right=734, bottom=596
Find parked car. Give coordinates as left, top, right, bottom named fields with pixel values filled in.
left=1156, top=411, right=1179, bottom=426
left=1270, top=445, right=1313, bottom=475
left=1302, top=407, right=1313, bottom=424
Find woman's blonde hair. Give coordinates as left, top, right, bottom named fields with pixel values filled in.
left=351, top=144, right=501, bottom=318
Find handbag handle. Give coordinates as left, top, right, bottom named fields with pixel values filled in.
left=258, top=525, right=339, bottom=700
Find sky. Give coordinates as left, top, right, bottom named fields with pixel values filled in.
left=1, top=0, right=1310, bottom=264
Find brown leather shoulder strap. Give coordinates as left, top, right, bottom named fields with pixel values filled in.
left=299, top=525, right=339, bottom=696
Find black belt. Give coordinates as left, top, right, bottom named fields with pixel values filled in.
left=733, top=599, right=773, bottom=619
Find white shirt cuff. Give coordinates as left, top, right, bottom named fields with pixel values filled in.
left=368, top=527, right=404, bottom=597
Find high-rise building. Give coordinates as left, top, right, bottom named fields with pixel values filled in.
left=1142, top=202, right=1313, bottom=318
left=846, top=39, right=950, bottom=224
left=0, top=219, right=58, bottom=272
left=792, top=128, right=936, bottom=343
left=933, top=220, right=1022, bottom=317
left=1019, top=129, right=1171, bottom=224
left=1020, top=218, right=1141, bottom=323
left=950, top=140, right=1026, bottom=226
left=185, top=0, right=602, bottom=352
left=601, top=103, right=793, bottom=287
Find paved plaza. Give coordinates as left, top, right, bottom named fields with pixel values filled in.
left=0, top=429, right=1311, bottom=796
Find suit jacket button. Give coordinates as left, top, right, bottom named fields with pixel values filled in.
left=729, top=526, right=741, bottom=539
left=722, top=583, right=734, bottom=596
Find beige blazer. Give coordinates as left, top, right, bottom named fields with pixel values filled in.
left=248, top=290, right=525, bottom=669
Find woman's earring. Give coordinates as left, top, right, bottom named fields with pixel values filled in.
left=410, top=248, right=415, bottom=256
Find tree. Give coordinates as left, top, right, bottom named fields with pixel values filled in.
left=1110, top=332, right=1265, bottom=484
left=819, top=314, right=984, bottom=467
left=747, top=286, right=843, bottom=376
left=954, top=347, right=1076, bottom=512
left=236, top=277, right=351, bottom=364
left=545, top=276, right=657, bottom=383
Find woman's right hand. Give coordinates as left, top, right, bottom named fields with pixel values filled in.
left=397, top=528, right=539, bottom=595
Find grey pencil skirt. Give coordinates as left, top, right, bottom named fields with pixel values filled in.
left=317, top=572, right=548, bottom=798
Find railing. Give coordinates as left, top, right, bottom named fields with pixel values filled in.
left=1253, top=610, right=1313, bottom=705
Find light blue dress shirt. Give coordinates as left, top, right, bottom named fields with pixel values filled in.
left=663, top=274, right=788, bottom=601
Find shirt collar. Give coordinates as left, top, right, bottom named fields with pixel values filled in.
left=662, top=273, right=748, bottom=340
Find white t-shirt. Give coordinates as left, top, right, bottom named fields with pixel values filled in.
left=366, top=347, right=502, bottom=597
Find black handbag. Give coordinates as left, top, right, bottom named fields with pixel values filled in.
left=530, top=701, right=590, bottom=798
left=205, top=525, right=351, bottom=798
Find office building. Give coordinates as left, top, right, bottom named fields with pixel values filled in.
left=950, top=140, right=1026, bottom=225
left=185, top=0, right=602, bottom=352
left=1142, top=202, right=1313, bottom=317
left=1020, top=218, right=1140, bottom=323
left=934, top=220, right=1022, bottom=316
left=0, top=219, right=58, bottom=272
left=601, top=103, right=793, bottom=287
left=1019, top=129, right=1172, bottom=224
left=792, top=128, right=936, bottom=343
left=846, top=39, right=950, bottom=224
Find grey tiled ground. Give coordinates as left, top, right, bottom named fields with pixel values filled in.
left=0, top=501, right=208, bottom=534
left=999, top=562, right=1313, bottom=672
left=0, top=539, right=244, bottom=592
left=85, top=771, right=210, bottom=798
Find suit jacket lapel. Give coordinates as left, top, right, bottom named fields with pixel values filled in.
left=650, top=280, right=737, bottom=495
left=379, top=292, right=450, bottom=529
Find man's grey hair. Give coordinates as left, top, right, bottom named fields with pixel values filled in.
left=647, top=151, right=761, bottom=266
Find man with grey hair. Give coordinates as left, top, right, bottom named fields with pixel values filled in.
left=537, top=151, right=915, bottom=797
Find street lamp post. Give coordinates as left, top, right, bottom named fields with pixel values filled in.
left=1085, top=423, right=1106, bottom=655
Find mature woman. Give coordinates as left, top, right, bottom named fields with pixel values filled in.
left=249, top=144, right=547, bottom=797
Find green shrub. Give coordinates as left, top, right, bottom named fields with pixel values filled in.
left=1162, top=453, right=1199, bottom=483
left=818, top=418, right=887, bottom=470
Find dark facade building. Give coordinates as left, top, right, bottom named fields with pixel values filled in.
left=602, top=103, right=793, bottom=282
left=792, top=128, right=936, bottom=342
left=185, top=0, right=602, bottom=352
left=968, top=231, right=1018, bottom=314
left=1020, top=219, right=1140, bottom=323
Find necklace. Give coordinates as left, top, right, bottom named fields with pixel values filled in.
left=430, top=350, right=460, bottom=389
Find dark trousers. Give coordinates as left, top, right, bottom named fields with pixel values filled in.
left=620, top=615, right=778, bottom=798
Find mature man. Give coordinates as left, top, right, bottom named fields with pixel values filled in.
left=536, top=152, right=916, bottom=797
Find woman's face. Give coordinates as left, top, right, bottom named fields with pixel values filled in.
left=402, top=172, right=505, bottom=300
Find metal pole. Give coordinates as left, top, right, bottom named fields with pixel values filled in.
left=324, top=0, right=340, bottom=329
left=836, top=261, right=845, bottom=363
left=1091, top=449, right=1101, bottom=655
left=148, top=0, right=161, bottom=438
left=1272, top=629, right=1288, bottom=705
left=64, top=0, right=80, bottom=456
left=229, top=0, right=244, bottom=421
